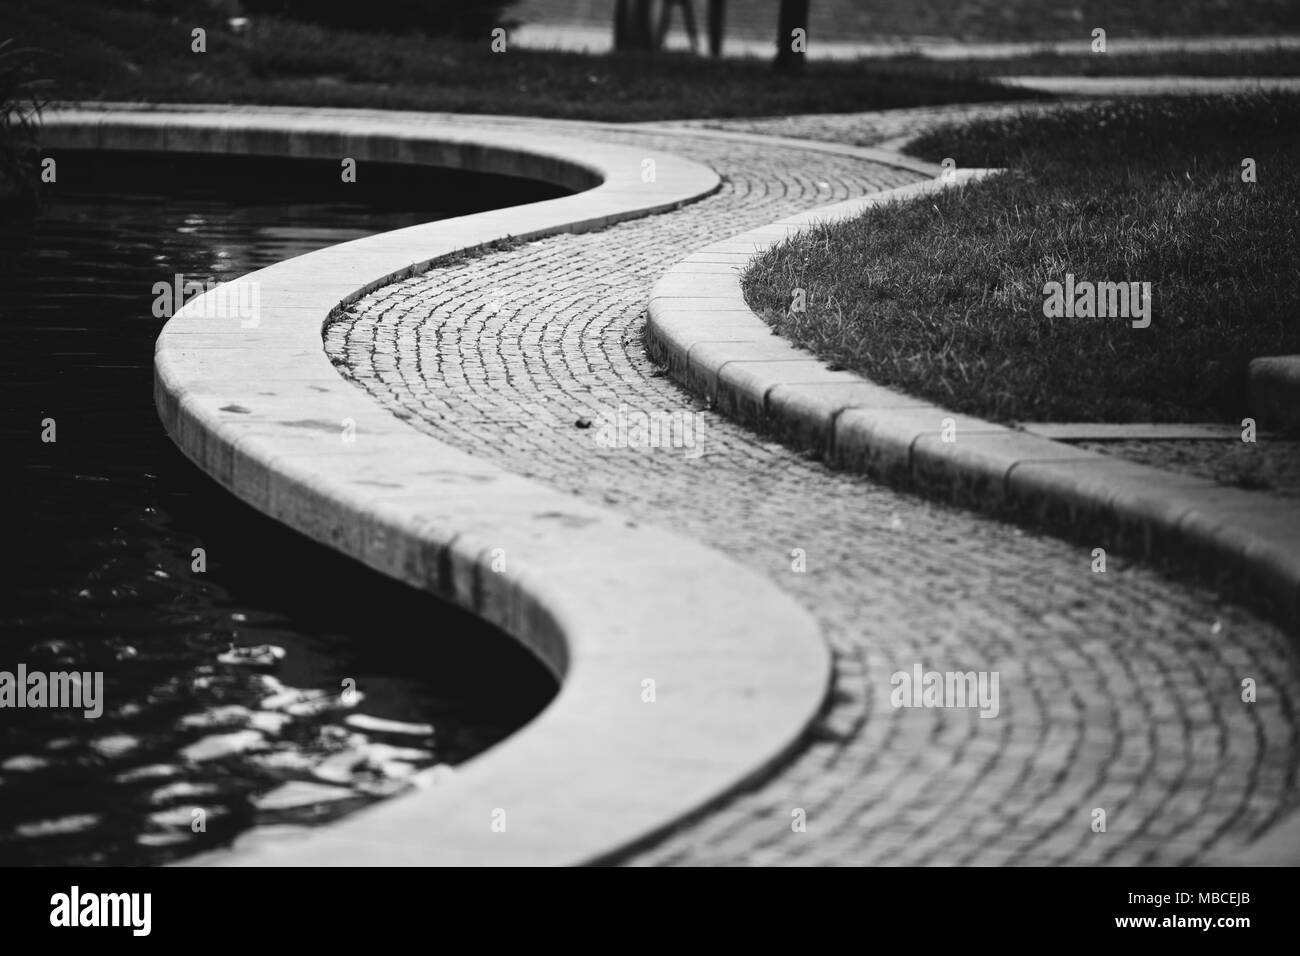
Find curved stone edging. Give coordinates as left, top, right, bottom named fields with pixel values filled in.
left=628, top=121, right=946, bottom=179
left=42, top=105, right=832, bottom=865
left=646, top=172, right=1300, bottom=631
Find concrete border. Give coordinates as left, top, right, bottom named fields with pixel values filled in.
left=646, top=173, right=1300, bottom=632
left=43, top=104, right=832, bottom=866
left=998, top=76, right=1300, bottom=97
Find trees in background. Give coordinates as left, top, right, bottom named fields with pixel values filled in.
left=774, top=0, right=809, bottom=72
left=706, top=0, right=725, bottom=56
left=614, top=1, right=808, bottom=68
left=238, top=0, right=519, bottom=38
left=613, top=0, right=656, bottom=51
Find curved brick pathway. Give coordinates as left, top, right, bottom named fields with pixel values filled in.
left=324, top=122, right=1300, bottom=865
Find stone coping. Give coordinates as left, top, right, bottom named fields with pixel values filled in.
left=646, top=172, right=1300, bottom=632
left=42, top=105, right=832, bottom=865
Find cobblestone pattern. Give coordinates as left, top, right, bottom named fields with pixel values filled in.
left=1081, top=439, right=1300, bottom=503
left=323, top=123, right=1300, bottom=865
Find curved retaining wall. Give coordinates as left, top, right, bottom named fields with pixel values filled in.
left=42, top=104, right=832, bottom=866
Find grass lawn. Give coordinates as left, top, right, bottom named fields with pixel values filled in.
left=742, top=93, right=1300, bottom=425
left=812, top=0, right=1300, bottom=39
left=7, top=0, right=1039, bottom=122
left=12, top=0, right=1300, bottom=125
left=892, top=47, right=1300, bottom=78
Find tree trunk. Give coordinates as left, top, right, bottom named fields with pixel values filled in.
left=707, top=0, right=725, bottom=57
left=614, top=0, right=658, bottom=51
left=774, top=0, right=809, bottom=72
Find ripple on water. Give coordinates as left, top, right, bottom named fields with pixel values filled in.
left=0, top=150, right=562, bottom=865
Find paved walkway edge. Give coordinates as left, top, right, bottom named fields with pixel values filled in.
left=43, top=104, right=833, bottom=866
left=646, top=171, right=1300, bottom=633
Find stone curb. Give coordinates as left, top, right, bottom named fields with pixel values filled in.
left=998, top=76, right=1300, bottom=97
left=646, top=172, right=1300, bottom=632
left=44, top=105, right=832, bottom=866
left=1248, top=355, right=1300, bottom=433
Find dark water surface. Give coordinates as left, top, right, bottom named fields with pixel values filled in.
left=0, top=151, right=564, bottom=864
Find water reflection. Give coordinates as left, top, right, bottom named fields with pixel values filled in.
left=0, top=150, right=564, bottom=864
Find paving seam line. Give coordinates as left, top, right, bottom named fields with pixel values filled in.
left=42, top=104, right=832, bottom=866
left=646, top=169, right=1300, bottom=633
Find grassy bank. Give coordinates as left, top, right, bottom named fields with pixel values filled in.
left=811, top=0, right=1300, bottom=40
left=888, top=47, right=1300, bottom=78
left=743, top=93, right=1300, bottom=424
left=7, top=0, right=1039, bottom=122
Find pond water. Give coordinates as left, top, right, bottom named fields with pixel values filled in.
left=0, top=150, right=565, bottom=865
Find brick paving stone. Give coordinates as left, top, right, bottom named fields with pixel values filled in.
left=323, top=119, right=1300, bottom=866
